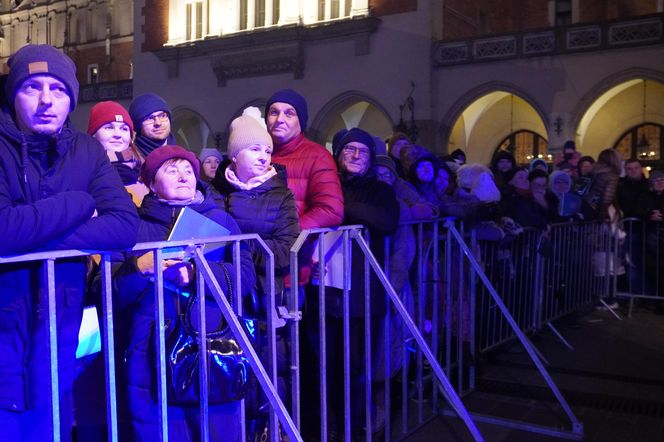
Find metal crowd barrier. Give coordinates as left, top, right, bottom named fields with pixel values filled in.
left=4, top=217, right=618, bottom=442
left=288, top=225, right=482, bottom=442
left=0, top=233, right=300, bottom=442
left=400, top=219, right=591, bottom=440
left=619, top=218, right=664, bottom=317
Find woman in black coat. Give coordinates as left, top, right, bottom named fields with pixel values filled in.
left=113, top=145, right=255, bottom=442
left=212, top=110, right=300, bottom=306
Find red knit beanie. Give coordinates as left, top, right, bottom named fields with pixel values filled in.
left=87, top=101, right=134, bottom=138
left=140, top=145, right=200, bottom=187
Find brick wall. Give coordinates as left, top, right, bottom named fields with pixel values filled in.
left=68, top=41, right=133, bottom=85
left=370, top=0, right=417, bottom=16
left=141, top=0, right=169, bottom=52
left=442, top=0, right=658, bottom=41
left=580, top=0, right=658, bottom=22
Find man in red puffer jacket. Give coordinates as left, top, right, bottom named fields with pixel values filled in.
left=264, top=89, right=344, bottom=285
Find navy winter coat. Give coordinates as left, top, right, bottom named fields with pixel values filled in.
left=0, top=107, right=139, bottom=412
left=112, top=184, right=256, bottom=429
left=335, top=174, right=399, bottom=317
left=213, top=163, right=300, bottom=296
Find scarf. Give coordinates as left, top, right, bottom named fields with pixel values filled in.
left=134, top=133, right=176, bottom=157
left=158, top=190, right=205, bottom=206
left=224, top=165, right=277, bottom=191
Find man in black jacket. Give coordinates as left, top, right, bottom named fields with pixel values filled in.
left=619, top=159, right=649, bottom=218
left=304, top=128, right=399, bottom=440
left=0, top=44, right=139, bottom=441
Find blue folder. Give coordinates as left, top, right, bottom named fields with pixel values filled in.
left=166, top=206, right=230, bottom=261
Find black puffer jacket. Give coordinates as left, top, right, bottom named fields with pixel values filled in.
left=112, top=182, right=255, bottom=426
left=0, top=107, right=139, bottom=413
left=213, top=162, right=300, bottom=295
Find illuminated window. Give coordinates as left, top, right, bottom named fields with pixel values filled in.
left=614, top=123, right=662, bottom=163
left=168, top=0, right=368, bottom=44
left=496, top=130, right=549, bottom=166
left=185, top=0, right=207, bottom=41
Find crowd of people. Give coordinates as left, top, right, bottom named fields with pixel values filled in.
left=1, top=44, right=664, bottom=442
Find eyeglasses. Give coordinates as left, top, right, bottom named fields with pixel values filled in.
left=142, top=112, right=169, bottom=126
left=342, top=145, right=371, bottom=157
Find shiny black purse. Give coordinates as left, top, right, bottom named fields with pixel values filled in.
left=165, top=266, right=253, bottom=405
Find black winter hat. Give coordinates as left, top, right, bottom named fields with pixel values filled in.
left=5, top=44, right=79, bottom=111
left=334, top=128, right=376, bottom=159
left=265, top=88, right=308, bottom=131
left=503, top=167, right=527, bottom=184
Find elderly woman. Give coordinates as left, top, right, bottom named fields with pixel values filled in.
left=113, top=145, right=255, bottom=442
left=88, top=100, right=149, bottom=205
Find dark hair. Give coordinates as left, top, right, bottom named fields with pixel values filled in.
left=576, top=155, right=595, bottom=176
left=624, top=158, right=642, bottom=167
left=527, top=168, right=548, bottom=183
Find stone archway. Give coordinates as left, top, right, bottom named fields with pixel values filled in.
left=171, top=107, right=215, bottom=154
left=441, top=85, right=549, bottom=166
left=310, top=91, right=394, bottom=152
left=572, top=72, right=664, bottom=160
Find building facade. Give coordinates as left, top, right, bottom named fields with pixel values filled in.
left=0, top=0, right=134, bottom=126
left=4, top=0, right=661, bottom=168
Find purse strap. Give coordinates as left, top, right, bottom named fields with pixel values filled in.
left=182, top=264, right=234, bottom=339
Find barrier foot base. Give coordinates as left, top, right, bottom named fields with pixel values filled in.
left=547, top=323, right=574, bottom=351
left=599, top=299, right=623, bottom=320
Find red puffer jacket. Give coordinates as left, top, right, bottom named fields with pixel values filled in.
left=272, top=133, right=344, bottom=229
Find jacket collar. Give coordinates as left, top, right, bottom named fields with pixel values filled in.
left=273, top=133, right=305, bottom=157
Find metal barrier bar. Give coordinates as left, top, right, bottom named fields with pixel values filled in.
left=446, top=221, right=583, bottom=437
left=0, top=232, right=301, bottom=442
left=351, top=229, right=484, bottom=441
left=193, top=246, right=302, bottom=442
left=153, top=247, right=169, bottom=441
left=342, top=229, right=352, bottom=442
left=99, top=254, right=119, bottom=442
left=195, top=261, right=210, bottom=441
left=45, top=258, right=60, bottom=442
left=363, top=228, right=373, bottom=441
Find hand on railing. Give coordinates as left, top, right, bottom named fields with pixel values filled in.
left=136, top=251, right=193, bottom=287
left=163, top=260, right=194, bottom=287
left=309, top=260, right=328, bottom=281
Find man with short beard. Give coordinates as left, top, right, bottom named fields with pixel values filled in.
left=129, top=92, right=176, bottom=157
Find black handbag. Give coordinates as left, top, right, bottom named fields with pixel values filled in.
left=165, top=266, right=253, bottom=405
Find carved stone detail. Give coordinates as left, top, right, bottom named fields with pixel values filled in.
left=523, top=31, right=555, bottom=55
left=609, top=19, right=662, bottom=45
left=567, top=27, right=601, bottom=50
left=210, top=43, right=304, bottom=87
left=474, top=37, right=516, bottom=59
left=154, top=17, right=380, bottom=86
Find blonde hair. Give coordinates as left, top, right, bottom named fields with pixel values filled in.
left=597, top=149, right=622, bottom=174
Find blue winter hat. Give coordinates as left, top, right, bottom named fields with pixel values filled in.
left=334, top=128, right=376, bottom=159
left=5, top=44, right=79, bottom=111
left=129, top=93, right=172, bottom=129
left=265, top=88, right=308, bottom=131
